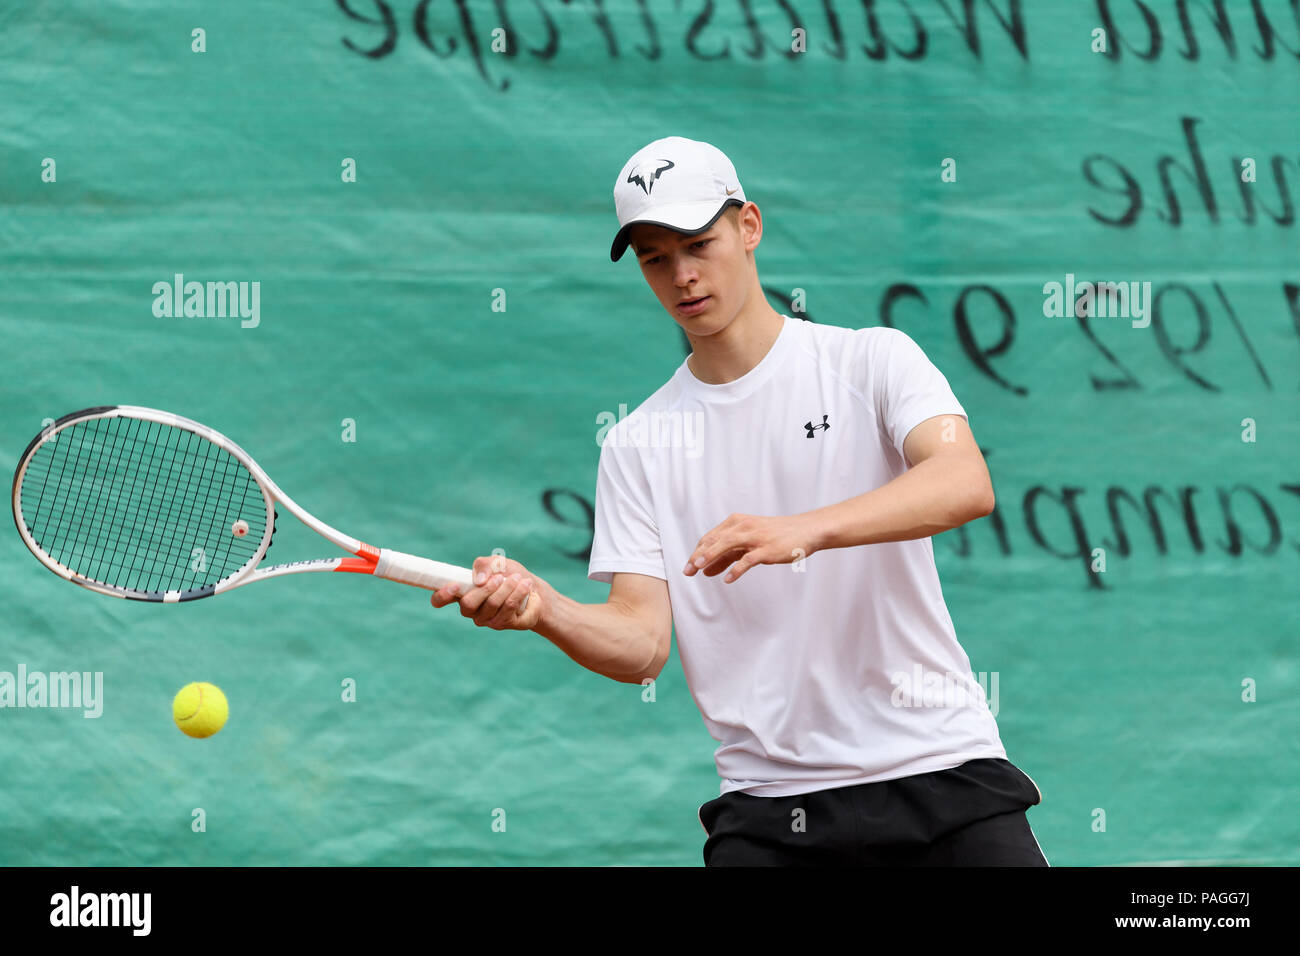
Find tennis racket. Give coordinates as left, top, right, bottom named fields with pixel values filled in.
left=11, top=404, right=524, bottom=608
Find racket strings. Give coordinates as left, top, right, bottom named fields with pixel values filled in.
left=18, top=416, right=269, bottom=596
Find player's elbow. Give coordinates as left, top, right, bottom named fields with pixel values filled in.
left=623, top=667, right=660, bottom=687
left=605, top=582, right=672, bottom=685
left=623, top=632, right=669, bottom=686
left=972, top=485, right=996, bottom=518
left=962, top=461, right=996, bottom=519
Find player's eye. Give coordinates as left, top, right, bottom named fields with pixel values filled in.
left=643, top=239, right=709, bottom=266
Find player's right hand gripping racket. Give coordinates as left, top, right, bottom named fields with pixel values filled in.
left=12, top=405, right=526, bottom=609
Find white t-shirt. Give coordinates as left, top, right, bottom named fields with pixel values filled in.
left=589, top=315, right=1007, bottom=797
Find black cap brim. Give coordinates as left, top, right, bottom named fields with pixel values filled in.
left=610, top=199, right=743, bottom=262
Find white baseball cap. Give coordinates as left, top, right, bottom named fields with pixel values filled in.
left=609, top=136, right=747, bottom=262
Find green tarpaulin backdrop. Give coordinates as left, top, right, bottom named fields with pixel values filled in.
left=2, top=1, right=1297, bottom=865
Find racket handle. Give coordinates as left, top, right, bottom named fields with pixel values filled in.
left=373, top=549, right=531, bottom=612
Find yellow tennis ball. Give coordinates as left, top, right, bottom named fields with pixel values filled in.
left=172, top=682, right=228, bottom=738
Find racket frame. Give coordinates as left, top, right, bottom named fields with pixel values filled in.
left=12, top=405, right=481, bottom=603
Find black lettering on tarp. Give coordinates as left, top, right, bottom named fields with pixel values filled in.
left=338, top=0, right=398, bottom=57
left=332, top=0, right=1300, bottom=75
left=632, top=0, right=664, bottom=59
left=1175, top=0, right=1236, bottom=59
left=1077, top=308, right=1142, bottom=391
left=879, top=283, right=927, bottom=330
left=336, top=0, right=1033, bottom=82
left=1155, top=117, right=1219, bottom=225
left=1151, top=283, right=1217, bottom=391
left=542, top=488, right=594, bottom=561
left=1098, top=0, right=1300, bottom=62
left=935, top=0, right=1027, bottom=58
left=1283, top=283, right=1300, bottom=356
left=684, top=0, right=729, bottom=60
left=1279, top=484, right=1300, bottom=554
left=413, top=0, right=509, bottom=92
left=547, top=479, right=1300, bottom=588
left=525, top=0, right=561, bottom=60
left=1096, top=0, right=1163, bottom=60
left=1088, top=118, right=1297, bottom=230
left=1233, top=155, right=1298, bottom=226
left=1023, top=486, right=1100, bottom=589
left=1215, top=484, right=1282, bottom=556
left=558, top=0, right=622, bottom=58
left=954, top=284, right=1026, bottom=396
left=1102, top=487, right=1190, bottom=555
left=1252, top=0, right=1300, bottom=59
left=1083, top=154, right=1143, bottom=227
left=734, top=0, right=804, bottom=60
left=862, top=0, right=928, bottom=60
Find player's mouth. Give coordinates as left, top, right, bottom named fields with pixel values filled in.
left=678, top=296, right=710, bottom=316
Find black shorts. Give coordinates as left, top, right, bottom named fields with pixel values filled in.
left=697, top=757, right=1048, bottom=866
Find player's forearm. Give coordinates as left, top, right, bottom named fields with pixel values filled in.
left=533, top=583, right=657, bottom=684
left=809, top=454, right=994, bottom=552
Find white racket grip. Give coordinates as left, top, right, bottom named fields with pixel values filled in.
left=374, top=549, right=474, bottom=591
left=373, top=549, right=530, bottom=611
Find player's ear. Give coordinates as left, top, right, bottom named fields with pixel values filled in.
left=736, top=203, right=761, bottom=252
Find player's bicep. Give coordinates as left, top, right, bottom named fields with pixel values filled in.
left=901, top=413, right=974, bottom=466
left=902, top=414, right=995, bottom=512
left=608, top=572, right=673, bottom=677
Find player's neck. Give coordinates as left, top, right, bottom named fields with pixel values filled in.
left=685, top=304, right=786, bottom=385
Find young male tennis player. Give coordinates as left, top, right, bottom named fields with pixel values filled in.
left=432, top=135, right=1047, bottom=867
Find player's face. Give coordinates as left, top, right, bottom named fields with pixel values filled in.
left=630, top=213, right=748, bottom=333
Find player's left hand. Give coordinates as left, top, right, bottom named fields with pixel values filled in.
left=682, top=512, right=820, bottom=583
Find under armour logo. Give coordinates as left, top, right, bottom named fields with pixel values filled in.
left=804, top=415, right=829, bottom=438
left=627, top=159, right=675, bottom=195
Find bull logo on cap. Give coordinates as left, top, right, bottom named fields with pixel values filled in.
left=627, top=159, right=675, bottom=195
